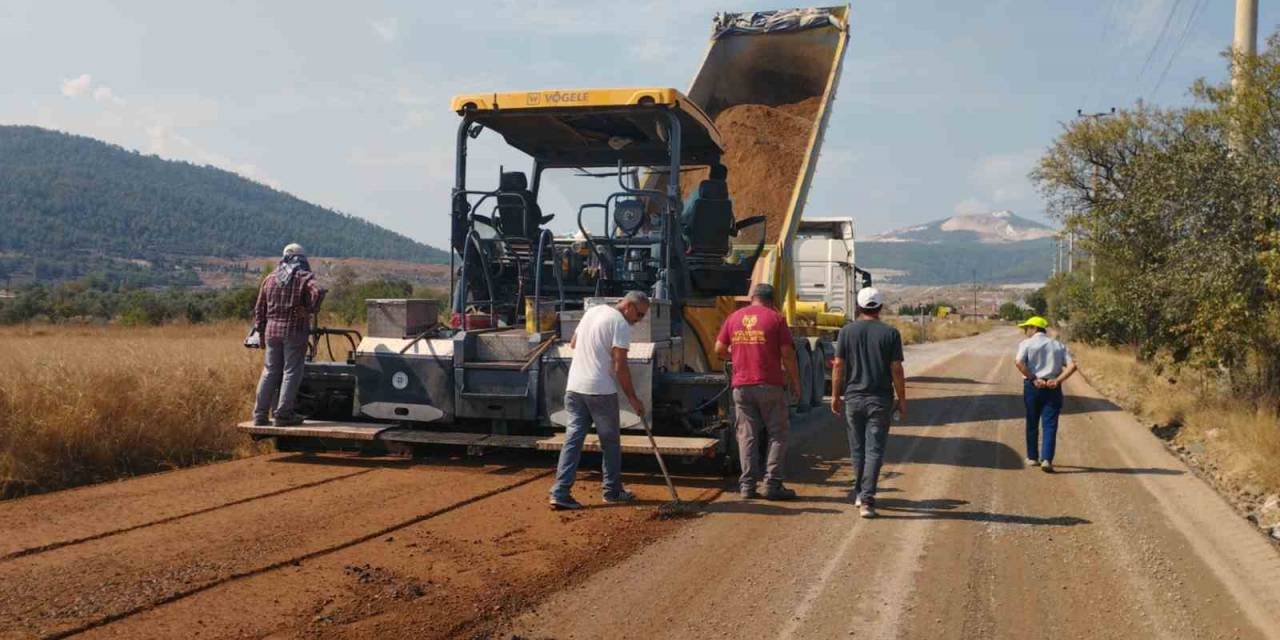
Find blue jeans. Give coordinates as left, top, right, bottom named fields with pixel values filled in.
left=844, top=393, right=893, bottom=505
left=550, top=391, right=623, bottom=500
left=1023, top=380, right=1063, bottom=462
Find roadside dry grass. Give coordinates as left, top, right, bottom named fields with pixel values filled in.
left=888, top=317, right=998, bottom=345
left=1073, top=343, right=1280, bottom=514
left=0, top=322, right=268, bottom=499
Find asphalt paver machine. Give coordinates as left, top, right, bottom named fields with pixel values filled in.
left=239, top=7, right=856, bottom=463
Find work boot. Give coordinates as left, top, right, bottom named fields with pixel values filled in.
left=549, top=495, right=583, bottom=511
left=763, top=484, right=797, bottom=501
left=273, top=414, right=303, bottom=427
left=739, top=485, right=760, bottom=500
left=603, top=489, right=636, bottom=504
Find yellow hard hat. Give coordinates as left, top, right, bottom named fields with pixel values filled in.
left=1018, top=316, right=1049, bottom=329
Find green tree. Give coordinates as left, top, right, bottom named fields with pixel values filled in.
left=997, top=302, right=1025, bottom=322
left=1024, top=288, right=1048, bottom=316
left=1033, top=32, right=1280, bottom=394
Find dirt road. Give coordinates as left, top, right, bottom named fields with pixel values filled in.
left=504, top=328, right=1280, bottom=640
left=2, top=329, right=1278, bottom=639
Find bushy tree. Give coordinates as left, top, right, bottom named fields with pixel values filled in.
left=1033, top=34, right=1280, bottom=394
left=1024, top=288, right=1048, bottom=316
left=998, top=302, right=1025, bottom=322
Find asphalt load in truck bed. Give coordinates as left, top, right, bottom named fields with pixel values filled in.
left=684, top=96, right=822, bottom=245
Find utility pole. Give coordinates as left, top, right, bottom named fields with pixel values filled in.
left=1231, top=0, right=1259, bottom=150
left=1054, top=234, right=1062, bottom=277
left=971, top=270, right=977, bottom=322
left=1234, top=0, right=1259, bottom=95
left=1067, top=232, right=1074, bottom=273
left=1076, top=108, right=1116, bottom=285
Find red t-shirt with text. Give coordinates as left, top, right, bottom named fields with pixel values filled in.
left=716, top=304, right=794, bottom=388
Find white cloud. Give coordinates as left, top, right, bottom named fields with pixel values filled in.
left=971, top=149, right=1039, bottom=204
left=61, top=73, right=92, bottom=97
left=369, top=17, right=398, bottom=43
left=92, top=86, right=124, bottom=106
left=61, top=74, right=125, bottom=106
left=142, top=116, right=278, bottom=188
left=54, top=74, right=272, bottom=187
left=629, top=40, right=677, bottom=64
left=953, top=197, right=989, bottom=216
left=952, top=148, right=1044, bottom=217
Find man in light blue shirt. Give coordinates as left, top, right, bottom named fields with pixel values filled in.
left=1014, top=316, right=1078, bottom=472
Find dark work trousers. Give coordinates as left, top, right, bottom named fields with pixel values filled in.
left=733, top=384, right=790, bottom=491
left=1023, top=380, right=1064, bottom=462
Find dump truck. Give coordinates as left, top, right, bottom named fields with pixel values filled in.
left=239, top=6, right=865, bottom=462
left=792, top=217, right=872, bottom=401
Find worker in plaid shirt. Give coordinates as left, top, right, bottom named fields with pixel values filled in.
left=252, top=243, right=327, bottom=426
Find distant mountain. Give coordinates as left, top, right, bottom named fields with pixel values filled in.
left=855, top=210, right=1058, bottom=286
left=857, top=238, right=1055, bottom=286
left=0, top=126, right=448, bottom=272
left=872, top=210, right=1055, bottom=244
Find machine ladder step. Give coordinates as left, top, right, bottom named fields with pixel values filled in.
left=236, top=421, right=718, bottom=457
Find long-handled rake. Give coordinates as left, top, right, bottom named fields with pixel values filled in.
left=637, top=413, right=700, bottom=518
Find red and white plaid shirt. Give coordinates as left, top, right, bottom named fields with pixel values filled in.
left=254, top=270, right=326, bottom=342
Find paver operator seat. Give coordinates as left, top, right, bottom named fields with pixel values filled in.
left=681, top=164, right=735, bottom=257
left=679, top=163, right=765, bottom=296
left=495, top=171, right=553, bottom=241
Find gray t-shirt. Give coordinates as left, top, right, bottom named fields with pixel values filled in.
left=835, top=319, right=904, bottom=398
left=1015, top=332, right=1072, bottom=380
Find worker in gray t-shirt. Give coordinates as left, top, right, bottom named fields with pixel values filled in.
left=1014, top=316, right=1078, bottom=473
left=831, top=287, right=905, bottom=518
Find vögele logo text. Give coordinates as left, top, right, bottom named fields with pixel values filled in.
left=540, top=91, right=589, bottom=104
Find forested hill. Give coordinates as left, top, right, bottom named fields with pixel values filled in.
left=0, top=126, right=447, bottom=263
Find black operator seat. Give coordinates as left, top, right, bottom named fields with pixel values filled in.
left=495, top=171, right=554, bottom=241
left=681, top=163, right=735, bottom=257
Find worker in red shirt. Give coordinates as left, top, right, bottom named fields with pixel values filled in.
left=715, top=283, right=802, bottom=500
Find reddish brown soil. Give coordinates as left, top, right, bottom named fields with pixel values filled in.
left=0, top=450, right=721, bottom=639
left=684, top=97, right=823, bottom=245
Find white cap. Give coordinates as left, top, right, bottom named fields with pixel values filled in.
left=857, top=287, right=883, bottom=309
left=283, top=243, right=305, bottom=257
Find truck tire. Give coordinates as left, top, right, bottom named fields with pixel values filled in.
left=811, top=339, right=828, bottom=407
left=794, top=340, right=813, bottom=414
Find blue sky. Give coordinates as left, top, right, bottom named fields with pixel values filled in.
left=2, top=1, right=1276, bottom=248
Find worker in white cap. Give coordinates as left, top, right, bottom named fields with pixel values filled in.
left=830, top=287, right=905, bottom=518
left=250, top=243, right=326, bottom=427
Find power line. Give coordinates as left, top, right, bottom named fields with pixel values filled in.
left=1136, top=0, right=1186, bottom=88
left=1151, top=0, right=1208, bottom=97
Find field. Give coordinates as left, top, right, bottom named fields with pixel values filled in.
left=0, top=323, right=265, bottom=499
left=0, top=316, right=996, bottom=499
left=887, top=317, right=998, bottom=345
